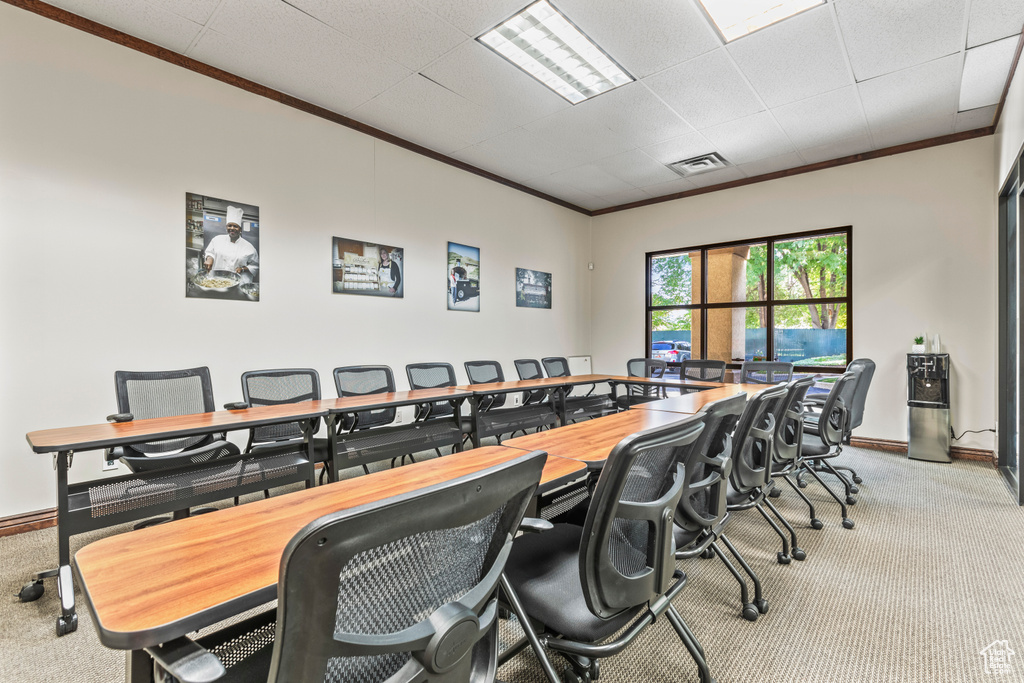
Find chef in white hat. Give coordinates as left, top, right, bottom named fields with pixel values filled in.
left=203, top=205, right=259, bottom=277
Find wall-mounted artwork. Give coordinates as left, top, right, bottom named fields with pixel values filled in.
left=186, top=192, right=260, bottom=301
left=447, top=242, right=480, bottom=311
left=516, top=268, right=552, bottom=309
left=332, top=237, right=404, bottom=297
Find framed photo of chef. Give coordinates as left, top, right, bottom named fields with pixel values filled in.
left=447, top=242, right=480, bottom=312
left=515, top=268, right=552, bottom=309
left=332, top=237, right=404, bottom=297
left=185, top=193, right=260, bottom=301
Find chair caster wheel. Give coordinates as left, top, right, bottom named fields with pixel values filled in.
left=853, top=476, right=863, bottom=484
left=777, top=552, right=791, bottom=565
left=56, top=613, right=78, bottom=636
left=700, top=548, right=715, bottom=559
left=792, top=547, right=807, bottom=561
left=850, top=485, right=859, bottom=494
left=18, top=580, right=44, bottom=602
left=842, top=518, right=855, bottom=529
left=810, top=518, right=824, bottom=530
left=755, top=598, right=769, bottom=614
left=797, top=480, right=808, bottom=488
left=846, top=496, right=857, bottom=505
left=742, top=604, right=759, bottom=622
left=768, top=488, right=781, bottom=498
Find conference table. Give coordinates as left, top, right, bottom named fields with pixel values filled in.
left=630, top=383, right=766, bottom=414
left=73, top=446, right=586, bottom=682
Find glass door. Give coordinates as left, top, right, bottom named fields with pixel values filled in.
left=999, top=169, right=1022, bottom=504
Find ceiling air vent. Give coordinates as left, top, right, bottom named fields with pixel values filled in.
left=667, top=152, right=730, bottom=177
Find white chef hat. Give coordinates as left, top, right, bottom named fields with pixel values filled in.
left=226, top=205, right=243, bottom=227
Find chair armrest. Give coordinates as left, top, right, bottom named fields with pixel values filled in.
left=106, top=413, right=134, bottom=423
left=223, top=402, right=249, bottom=411
left=804, top=395, right=827, bottom=405
left=145, top=637, right=225, bottom=683
left=518, top=517, right=554, bottom=533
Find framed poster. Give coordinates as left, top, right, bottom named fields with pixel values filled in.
left=186, top=193, right=260, bottom=301
left=332, top=237, right=404, bottom=297
left=448, top=242, right=480, bottom=311
left=516, top=268, right=552, bottom=309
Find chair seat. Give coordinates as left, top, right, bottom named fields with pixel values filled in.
left=799, top=439, right=832, bottom=457
left=505, top=524, right=642, bottom=643
left=726, top=487, right=756, bottom=507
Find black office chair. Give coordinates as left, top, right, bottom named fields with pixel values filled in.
left=541, top=356, right=616, bottom=421
left=109, top=367, right=241, bottom=527
left=739, top=361, right=794, bottom=384
left=334, top=365, right=398, bottom=431
left=146, top=450, right=548, bottom=683
left=804, top=358, right=876, bottom=488
left=513, top=358, right=550, bottom=407
left=406, top=363, right=472, bottom=454
left=464, top=360, right=558, bottom=442
left=799, top=371, right=859, bottom=529
left=615, top=358, right=668, bottom=409
left=766, top=377, right=827, bottom=530
left=501, top=413, right=715, bottom=683
left=679, top=359, right=727, bottom=383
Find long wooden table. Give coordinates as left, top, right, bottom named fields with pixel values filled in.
left=73, top=446, right=581, bottom=681
left=630, top=384, right=766, bottom=414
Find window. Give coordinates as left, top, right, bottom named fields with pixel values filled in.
left=646, top=227, right=851, bottom=371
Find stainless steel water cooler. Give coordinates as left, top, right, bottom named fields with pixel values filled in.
left=907, top=353, right=952, bottom=463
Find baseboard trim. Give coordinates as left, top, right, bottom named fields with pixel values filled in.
left=851, top=437, right=995, bottom=465
left=0, top=508, right=58, bottom=538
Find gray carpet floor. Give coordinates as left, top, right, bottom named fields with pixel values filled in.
left=2, top=447, right=1023, bottom=682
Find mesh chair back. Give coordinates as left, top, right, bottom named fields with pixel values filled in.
left=406, top=363, right=458, bottom=418
left=626, top=359, right=667, bottom=398
left=513, top=359, right=543, bottom=381
left=679, top=360, right=727, bottom=382
left=541, top=357, right=571, bottom=378
left=241, top=369, right=321, bottom=444
left=728, top=385, right=788, bottom=494
left=773, top=377, right=813, bottom=464
left=464, top=361, right=507, bottom=410
left=675, top=393, right=746, bottom=536
left=739, top=361, right=794, bottom=384
left=845, top=358, right=876, bottom=430
left=114, top=367, right=216, bottom=455
left=269, top=451, right=546, bottom=683
left=626, top=358, right=647, bottom=378
left=578, top=413, right=706, bottom=619
left=813, top=372, right=858, bottom=448
left=333, top=366, right=397, bottom=429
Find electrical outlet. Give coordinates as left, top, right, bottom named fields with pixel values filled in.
left=511, top=393, right=523, bottom=407
left=102, top=450, right=119, bottom=471
left=394, top=408, right=404, bottom=424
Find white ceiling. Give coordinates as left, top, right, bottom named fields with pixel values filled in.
left=43, top=0, right=1024, bottom=212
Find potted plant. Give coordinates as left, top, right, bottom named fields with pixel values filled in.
left=912, top=336, right=926, bottom=353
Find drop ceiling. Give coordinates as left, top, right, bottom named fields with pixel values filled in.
left=33, top=0, right=1024, bottom=212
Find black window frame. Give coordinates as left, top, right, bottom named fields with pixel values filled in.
left=646, top=226, right=853, bottom=374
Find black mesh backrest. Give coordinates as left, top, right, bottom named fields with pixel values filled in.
left=626, top=358, right=647, bottom=378
left=728, top=385, right=788, bottom=493
left=813, top=372, right=858, bottom=448
left=674, top=393, right=746, bottom=536
left=114, top=367, right=216, bottom=456
left=679, top=360, right=726, bottom=382
left=406, top=363, right=458, bottom=419
left=334, top=366, right=397, bottom=429
left=464, top=361, right=507, bottom=410
left=513, top=359, right=547, bottom=406
left=578, top=413, right=706, bottom=619
left=845, top=359, right=875, bottom=430
left=541, top=357, right=570, bottom=378
left=626, top=359, right=667, bottom=398
left=774, top=377, right=813, bottom=464
left=739, top=361, right=794, bottom=384
left=241, top=369, right=321, bottom=444
left=269, top=451, right=546, bottom=683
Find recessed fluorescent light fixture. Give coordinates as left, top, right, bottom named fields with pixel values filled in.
left=698, top=0, right=825, bottom=42
left=477, top=1, right=633, bottom=104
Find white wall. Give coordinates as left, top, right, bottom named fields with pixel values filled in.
left=591, top=137, right=998, bottom=450
left=0, top=6, right=591, bottom=517
left=996, top=50, right=1024, bottom=187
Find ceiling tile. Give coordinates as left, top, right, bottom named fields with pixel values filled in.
left=597, top=188, right=652, bottom=208
left=871, top=114, right=955, bottom=149
left=591, top=150, right=682, bottom=188
left=967, top=0, right=1024, bottom=48
left=797, top=134, right=873, bottom=164
left=420, top=40, right=569, bottom=128
left=858, top=54, right=961, bottom=131
left=47, top=0, right=203, bottom=53
left=642, top=132, right=716, bottom=165
left=146, top=0, right=220, bottom=24
left=545, top=165, right=636, bottom=197
left=571, top=83, right=693, bottom=148
left=352, top=75, right=517, bottom=152
left=644, top=49, right=765, bottom=130
left=684, top=166, right=747, bottom=189
left=727, top=5, right=851, bottom=108
left=954, top=105, right=997, bottom=131
left=523, top=107, right=636, bottom=166
left=451, top=128, right=578, bottom=181
left=286, top=0, right=469, bottom=71
left=737, top=151, right=807, bottom=179
left=553, top=0, right=722, bottom=78
left=959, top=35, right=1019, bottom=111
left=414, top=0, right=529, bottom=37
left=772, top=86, right=869, bottom=149
left=641, top=177, right=698, bottom=198
left=701, top=112, right=795, bottom=165
left=834, top=0, right=966, bottom=81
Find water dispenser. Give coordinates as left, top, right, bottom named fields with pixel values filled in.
left=907, top=353, right=951, bottom=462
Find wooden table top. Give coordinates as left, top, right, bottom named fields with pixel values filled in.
left=454, top=374, right=724, bottom=394
left=75, top=445, right=572, bottom=650
left=25, top=402, right=327, bottom=454
left=601, top=374, right=724, bottom=389
left=503, top=409, right=688, bottom=464
left=631, top=384, right=766, bottom=414
left=315, top=387, right=472, bottom=413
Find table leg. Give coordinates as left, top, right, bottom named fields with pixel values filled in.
left=553, top=387, right=567, bottom=426
left=453, top=398, right=465, bottom=453
left=126, top=649, right=153, bottom=683
left=469, top=395, right=481, bottom=449
left=53, top=450, right=78, bottom=636
left=301, top=419, right=316, bottom=488
left=325, top=414, right=339, bottom=483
